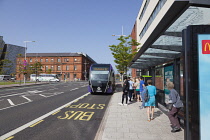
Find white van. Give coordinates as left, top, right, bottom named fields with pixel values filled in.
left=0, top=75, right=11, bottom=81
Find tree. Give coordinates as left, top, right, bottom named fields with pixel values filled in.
left=109, top=35, right=140, bottom=74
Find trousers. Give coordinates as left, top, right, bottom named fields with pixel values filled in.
left=168, top=106, right=181, bottom=128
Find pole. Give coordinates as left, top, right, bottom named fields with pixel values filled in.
left=84, top=59, right=89, bottom=81
left=24, top=42, right=27, bottom=85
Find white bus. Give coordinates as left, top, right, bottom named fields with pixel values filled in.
left=30, top=74, right=60, bottom=82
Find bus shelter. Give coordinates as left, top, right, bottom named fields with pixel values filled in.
left=130, top=1, right=210, bottom=139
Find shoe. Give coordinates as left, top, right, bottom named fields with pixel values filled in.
left=140, top=106, right=144, bottom=109
left=124, top=104, right=128, bottom=106
left=118, top=103, right=123, bottom=106
left=147, top=119, right=151, bottom=122
left=151, top=117, right=154, bottom=120
left=171, top=127, right=181, bottom=133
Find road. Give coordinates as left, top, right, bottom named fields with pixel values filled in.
left=0, top=82, right=112, bottom=140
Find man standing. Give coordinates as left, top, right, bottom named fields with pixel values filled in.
left=128, top=77, right=134, bottom=102
left=139, top=76, right=145, bottom=109
left=118, top=76, right=129, bottom=106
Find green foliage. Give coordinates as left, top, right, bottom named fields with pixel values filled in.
left=109, top=35, right=140, bottom=74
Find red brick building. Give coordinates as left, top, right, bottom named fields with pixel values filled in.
left=16, top=53, right=96, bottom=81
left=130, top=22, right=138, bottom=78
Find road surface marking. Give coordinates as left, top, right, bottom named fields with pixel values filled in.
left=29, top=120, right=44, bottom=127
left=52, top=110, right=61, bottom=115
left=4, top=136, right=14, bottom=140
left=70, top=88, right=78, bottom=91
left=39, top=94, right=47, bottom=97
left=7, top=99, right=15, bottom=106
left=22, top=96, right=32, bottom=102
left=0, top=92, right=90, bottom=139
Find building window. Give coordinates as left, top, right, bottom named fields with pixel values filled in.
left=51, top=66, right=54, bottom=71
left=74, top=65, right=77, bottom=70
left=66, top=65, right=69, bottom=70
left=46, top=66, right=48, bottom=70
left=40, top=59, right=43, bottom=62
left=51, top=58, right=54, bottom=62
left=139, top=0, right=167, bottom=39
left=58, top=58, right=61, bottom=62
left=57, top=66, right=61, bottom=71
left=30, top=59, right=32, bottom=62
left=46, top=58, right=48, bottom=62
left=74, top=58, right=77, bottom=62
left=64, top=58, right=69, bottom=62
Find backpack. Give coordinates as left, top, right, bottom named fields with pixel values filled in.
left=144, top=87, right=150, bottom=102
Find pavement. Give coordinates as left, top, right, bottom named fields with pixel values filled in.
left=0, top=83, right=184, bottom=140
left=95, top=91, right=184, bottom=140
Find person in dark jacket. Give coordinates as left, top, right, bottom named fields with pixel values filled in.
left=167, top=82, right=183, bottom=133
left=118, top=76, right=129, bottom=106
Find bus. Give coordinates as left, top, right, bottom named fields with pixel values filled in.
left=30, top=74, right=60, bottom=82
left=88, top=64, right=115, bottom=94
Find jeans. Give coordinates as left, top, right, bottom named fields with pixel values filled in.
left=129, top=90, right=134, bottom=100
left=140, top=91, right=145, bottom=107
left=122, top=92, right=128, bottom=104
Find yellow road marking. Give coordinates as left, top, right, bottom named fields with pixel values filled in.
left=29, top=120, right=44, bottom=127
left=5, top=136, right=14, bottom=140
left=52, top=110, right=61, bottom=115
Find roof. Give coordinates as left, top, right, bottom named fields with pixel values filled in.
left=25, top=53, right=96, bottom=63
left=130, top=0, right=210, bottom=69
left=26, top=53, right=81, bottom=57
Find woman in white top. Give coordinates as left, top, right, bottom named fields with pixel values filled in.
left=134, top=78, right=140, bottom=102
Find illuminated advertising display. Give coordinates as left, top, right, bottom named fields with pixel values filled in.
left=198, top=34, right=210, bottom=140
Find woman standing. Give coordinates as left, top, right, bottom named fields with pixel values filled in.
left=144, top=80, right=156, bottom=122
left=167, top=82, right=183, bottom=133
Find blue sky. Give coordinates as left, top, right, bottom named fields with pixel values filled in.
left=0, top=0, right=142, bottom=72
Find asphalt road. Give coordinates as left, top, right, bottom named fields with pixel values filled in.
left=0, top=82, right=112, bottom=140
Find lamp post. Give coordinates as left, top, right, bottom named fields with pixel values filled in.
left=23, top=41, right=35, bottom=84
left=84, top=59, right=89, bottom=81
left=112, top=26, right=126, bottom=37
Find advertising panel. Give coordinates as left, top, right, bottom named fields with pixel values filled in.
left=198, top=34, right=210, bottom=140
left=164, top=65, right=173, bottom=104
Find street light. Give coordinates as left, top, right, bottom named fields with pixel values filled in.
left=112, top=26, right=126, bottom=37
left=23, top=41, right=35, bottom=84
left=84, top=59, right=89, bottom=81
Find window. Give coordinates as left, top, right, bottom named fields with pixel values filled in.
left=74, top=65, right=77, bottom=70
left=51, top=66, right=54, bottom=71
left=40, top=59, right=43, bottom=62
left=66, top=65, right=69, bottom=70
left=30, top=58, right=32, bottom=62
left=58, top=58, right=61, bottom=62
left=74, top=58, right=77, bottom=62
left=57, top=66, right=61, bottom=71
left=46, top=66, right=48, bottom=70
left=64, top=58, right=69, bottom=62
left=46, top=58, right=48, bottom=62
left=51, top=58, right=54, bottom=62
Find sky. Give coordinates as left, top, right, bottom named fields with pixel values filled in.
left=0, top=0, right=143, bottom=72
